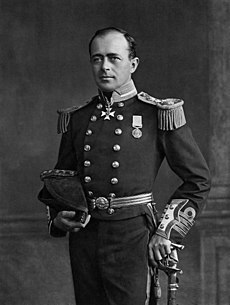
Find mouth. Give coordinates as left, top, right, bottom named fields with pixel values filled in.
left=100, top=75, right=114, bottom=80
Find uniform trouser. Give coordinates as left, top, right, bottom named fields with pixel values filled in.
left=69, top=215, right=151, bottom=305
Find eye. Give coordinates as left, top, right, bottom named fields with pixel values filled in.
left=91, top=56, right=102, bottom=63
left=110, top=56, right=121, bottom=62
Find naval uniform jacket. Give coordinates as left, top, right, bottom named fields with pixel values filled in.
left=48, top=83, right=211, bottom=243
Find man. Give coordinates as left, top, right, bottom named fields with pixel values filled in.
left=39, top=27, right=211, bottom=305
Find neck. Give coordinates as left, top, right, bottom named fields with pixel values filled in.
left=102, top=91, right=112, bottom=100
left=98, top=79, right=137, bottom=103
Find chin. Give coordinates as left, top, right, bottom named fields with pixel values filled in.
left=97, top=83, right=116, bottom=92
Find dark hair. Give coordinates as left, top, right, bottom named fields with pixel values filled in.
left=89, top=27, right=137, bottom=59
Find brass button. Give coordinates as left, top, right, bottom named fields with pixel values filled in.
left=84, top=144, right=91, bottom=151
left=90, top=199, right=96, bottom=209
left=112, top=161, right=119, bottom=168
left=86, top=129, right=93, bottom=136
left=113, top=144, right=121, bottom=151
left=84, top=176, right=92, bottom=183
left=97, top=103, right=103, bottom=109
left=118, top=102, right=124, bottom=107
left=109, top=193, right=116, bottom=198
left=88, top=191, right=94, bottom=197
left=90, top=115, right=97, bottom=122
left=116, top=114, right=124, bottom=121
left=111, top=178, right=118, bottom=184
left=107, top=208, right=115, bottom=215
left=114, top=128, right=122, bottom=135
left=84, top=160, right=91, bottom=167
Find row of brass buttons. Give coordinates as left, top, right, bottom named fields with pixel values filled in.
left=84, top=160, right=119, bottom=168
left=84, top=102, right=125, bottom=201
left=86, top=128, right=122, bottom=136
left=84, top=176, right=119, bottom=184
left=84, top=144, right=121, bottom=152
left=97, top=102, right=125, bottom=109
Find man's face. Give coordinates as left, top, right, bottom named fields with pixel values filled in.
left=90, top=32, right=139, bottom=92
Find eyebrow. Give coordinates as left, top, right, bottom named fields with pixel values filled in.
left=91, top=53, right=122, bottom=58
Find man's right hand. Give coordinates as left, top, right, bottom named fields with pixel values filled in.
left=53, top=211, right=91, bottom=233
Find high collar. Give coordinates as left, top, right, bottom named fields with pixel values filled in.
left=98, top=79, right=137, bottom=103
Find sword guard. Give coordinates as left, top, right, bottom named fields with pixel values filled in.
left=171, top=242, right=184, bottom=251
left=157, top=243, right=184, bottom=275
left=157, top=260, right=182, bottom=274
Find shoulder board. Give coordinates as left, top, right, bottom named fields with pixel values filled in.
left=57, top=97, right=96, bottom=134
left=138, top=91, right=186, bottom=130
left=137, top=91, right=161, bottom=105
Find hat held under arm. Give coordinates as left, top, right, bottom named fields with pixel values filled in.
left=38, top=169, right=88, bottom=214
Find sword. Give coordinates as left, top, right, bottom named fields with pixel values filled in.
left=150, top=243, right=184, bottom=305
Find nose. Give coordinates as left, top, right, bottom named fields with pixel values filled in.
left=101, top=57, right=110, bottom=71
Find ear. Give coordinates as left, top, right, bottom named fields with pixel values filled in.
left=130, top=57, right=139, bottom=74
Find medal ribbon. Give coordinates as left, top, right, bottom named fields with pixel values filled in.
left=132, top=115, right=142, bottom=129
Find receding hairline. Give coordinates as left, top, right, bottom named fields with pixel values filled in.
left=89, top=27, right=137, bottom=59
left=90, top=31, right=130, bottom=52
left=90, top=30, right=127, bottom=49
left=92, top=28, right=126, bottom=39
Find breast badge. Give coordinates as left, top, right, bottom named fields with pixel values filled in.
left=132, top=115, right=142, bottom=139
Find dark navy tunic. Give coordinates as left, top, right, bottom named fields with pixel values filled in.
left=54, top=94, right=210, bottom=222
left=46, top=83, right=211, bottom=305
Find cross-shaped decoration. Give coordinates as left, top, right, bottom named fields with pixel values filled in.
left=101, top=106, right=115, bottom=120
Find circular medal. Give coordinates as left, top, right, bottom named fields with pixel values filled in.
left=132, top=128, right=142, bottom=139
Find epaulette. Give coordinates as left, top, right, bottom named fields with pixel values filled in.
left=57, top=97, right=96, bottom=134
left=137, top=92, right=186, bottom=131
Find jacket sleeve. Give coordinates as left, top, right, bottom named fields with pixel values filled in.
left=46, top=206, right=67, bottom=237
left=157, top=124, right=211, bottom=243
left=46, top=126, right=78, bottom=237
left=55, top=127, right=78, bottom=170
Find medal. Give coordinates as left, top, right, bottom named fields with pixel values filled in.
left=132, top=128, right=142, bottom=138
left=132, top=115, right=143, bottom=138
left=101, top=98, right=115, bottom=120
left=101, top=105, right=115, bottom=120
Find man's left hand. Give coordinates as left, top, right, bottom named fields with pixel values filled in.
left=148, top=234, right=171, bottom=267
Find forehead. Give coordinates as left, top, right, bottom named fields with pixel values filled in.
left=90, top=32, right=130, bottom=56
